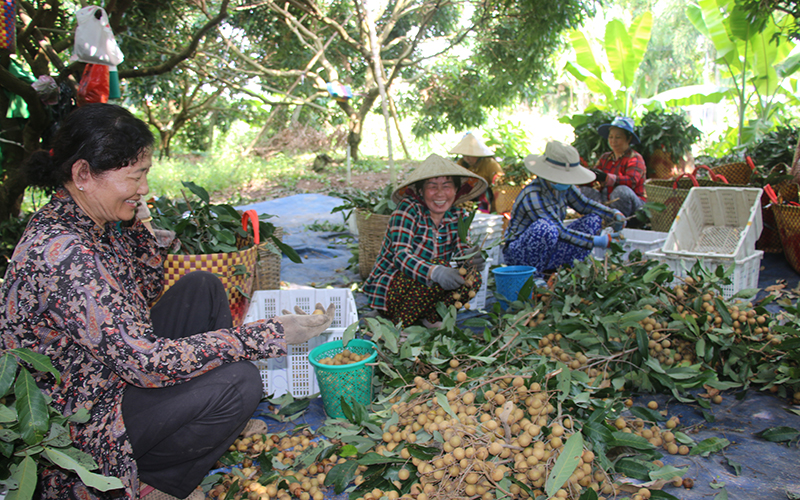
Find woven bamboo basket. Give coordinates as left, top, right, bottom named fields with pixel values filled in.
left=644, top=175, right=740, bottom=232
left=356, top=209, right=391, bottom=279
left=711, top=162, right=752, bottom=185
left=255, top=227, right=283, bottom=290
left=494, top=184, right=525, bottom=214
left=758, top=169, right=799, bottom=253
left=772, top=199, right=800, bottom=273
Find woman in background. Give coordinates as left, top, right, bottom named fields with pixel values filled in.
left=504, top=141, right=625, bottom=272
left=449, top=132, right=504, bottom=212
left=580, top=116, right=646, bottom=217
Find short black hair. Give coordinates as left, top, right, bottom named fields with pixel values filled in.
left=25, top=103, right=154, bottom=193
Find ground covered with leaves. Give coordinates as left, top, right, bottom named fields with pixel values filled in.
left=202, top=248, right=800, bottom=500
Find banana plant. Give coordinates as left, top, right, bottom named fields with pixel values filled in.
left=685, top=0, right=800, bottom=146
left=565, top=12, right=654, bottom=116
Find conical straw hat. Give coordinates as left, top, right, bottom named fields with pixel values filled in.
left=448, top=132, right=494, bottom=157
left=392, top=154, right=488, bottom=205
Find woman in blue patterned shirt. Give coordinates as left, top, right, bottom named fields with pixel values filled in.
left=504, top=141, right=626, bottom=272
left=364, top=154, right=488, bottom=328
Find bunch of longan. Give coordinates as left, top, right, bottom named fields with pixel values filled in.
left=316, top=349, right=370, bottom=366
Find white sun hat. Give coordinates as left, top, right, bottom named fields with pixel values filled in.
left=448, top=132, right=494, bottom=157
left=523, top=141, right=596, bottom=185
left=392, top=153, right=488, bottom=205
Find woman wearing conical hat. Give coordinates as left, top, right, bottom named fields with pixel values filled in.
left=504, top=141, right=626, bottom=272
left=363, top=154, right=488, bottom=327
left=449, top=132, right=505, bottom=213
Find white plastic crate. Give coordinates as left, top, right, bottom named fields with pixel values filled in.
left=662, top=187, right=763, bottom=260
left=644, top=249, right=763, bottom=299
left=593, top=228, right=669, bottom=261
left=245, top=289, right=359, bottom=397
left=470, top=213, right=505, bottom=264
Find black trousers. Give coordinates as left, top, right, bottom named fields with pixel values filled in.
left=122, top=271, right=263, bottom=497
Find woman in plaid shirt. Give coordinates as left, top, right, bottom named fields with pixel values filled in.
left=504, top=141, right=625, bottom=272
left=363, top=154, right=488, bottom=328
left=579, top=116, right=646, bottom=217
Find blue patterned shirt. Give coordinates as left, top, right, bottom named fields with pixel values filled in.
left=364, top=196, right=471, bottom=310
left=505, top=178, right=616, bottom=249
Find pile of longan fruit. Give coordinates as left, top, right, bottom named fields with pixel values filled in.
left=316, top=349, right=370, bottom=366
left=451, top=265, right=479, bottom=310
left=206, top=429, right=345, bottom=500
left=379, top=364, right=625, bottom=500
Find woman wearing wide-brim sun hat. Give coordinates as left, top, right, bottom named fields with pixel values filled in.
left=449, top=132, right=505, bottom=213
left=363, top=153, right=489, bottom=328
left=503, top=141, right=625, bottom=272
left=578, top=116, right=646, bottom=217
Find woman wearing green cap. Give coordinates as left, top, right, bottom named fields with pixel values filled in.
left=579, top=116, right=646, bottom=217
left=363, top=154, right=488, bottom=327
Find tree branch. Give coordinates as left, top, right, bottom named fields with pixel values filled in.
left=118, top=0, right=229, bottom=79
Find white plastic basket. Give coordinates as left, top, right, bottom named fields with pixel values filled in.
left=593, top=228, right=669, bottom=261
left=662, top=187, right=763, bottom=260
left=245, top=289, right=359, bottom=397
left=644, top=249, right=763, bottom=299
left=470, top=213, right=505, bottom=264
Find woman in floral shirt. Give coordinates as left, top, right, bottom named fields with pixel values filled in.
left=0, top=104, right=334, bottom=500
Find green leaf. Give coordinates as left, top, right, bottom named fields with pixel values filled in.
left=757, top=426, right=799, bottom=442
left=338, top=444, right=358, bottom=457
left=405, top=443, right=438, bottom=461
left=569, top=30, right=603, bottom=80
left=614, top=457, right=657, bottom=481
left=727, top=457, right=742, bottom=476
left=6, top=456, right=38, bottom=500
left=43, top=447, right=124, bottom=491
left=713, top=487, right=729, bottom=500
left=341, top=323, right=358, bottom=348
left=182, top=181, right=210, bottom=204
left=674, top=432, right=695, bottom=445
left=15, top=367, right=49, bottom=445
left=0, top=404, right=17, bottom=423
left=545, top=432, right=584, bottom=496
left=649, top=464, right=687, bottom=480
left=435, top=393, right=459, bottom=421
left=0, top=354, right=17, bottom=398
left=609, top=431, right=655, bottom=450
left=630, top=406, right=667, bottom=422
left=10, top=349, right=60, bottom=383
left=357, top=452, right=404, bottom=465
left=277, top=399, right=310, bottom=417
left=325, top=460, right=358, bottom=494
left=578, top=488, right=599, bottom=500
left=690, top=437, right=730, bottom=456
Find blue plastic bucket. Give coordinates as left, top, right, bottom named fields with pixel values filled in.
left=492, top=266, right=536, bottom=308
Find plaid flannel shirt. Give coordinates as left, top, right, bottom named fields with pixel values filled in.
left=596, top=148, right=646, bottom=200
left=364, top=196, right=470, bottom=310
left=505, top=178, right=617, bottom=249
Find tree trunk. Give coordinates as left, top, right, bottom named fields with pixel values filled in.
left=158, top=130, right=174, bottom=160
left=341, top=90, right=379, bottom=162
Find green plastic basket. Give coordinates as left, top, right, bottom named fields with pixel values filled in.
left=308, top=339, right=377, bottom=418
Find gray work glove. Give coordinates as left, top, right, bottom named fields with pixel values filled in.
left=467, top=246, right=486, bottom=272
left=276, top=303, right=335, bottom=345
left=431, top=265, right=465, bottom=290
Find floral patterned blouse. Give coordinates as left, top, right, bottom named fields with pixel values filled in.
left=0, top=189, right=288, bottom=499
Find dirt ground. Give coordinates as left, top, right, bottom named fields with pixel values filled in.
left=218, top=162, right=417, bottom=204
